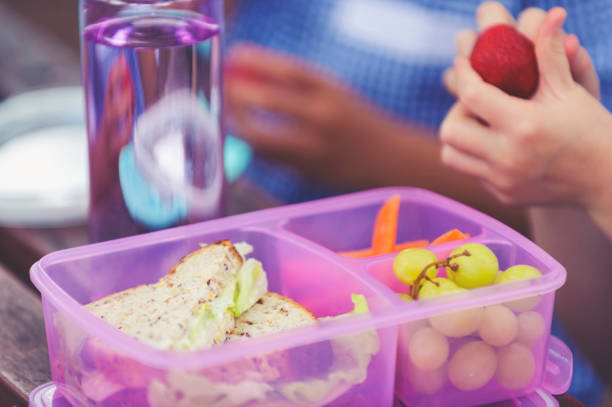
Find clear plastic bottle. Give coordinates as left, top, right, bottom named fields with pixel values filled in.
left=80, top=0, right=226, bottom=242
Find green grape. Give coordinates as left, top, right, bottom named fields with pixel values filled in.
left=418, top=277, right=465, bottom=299
left=430, top=306, right=484, bottom=338
left=407, top=362, right=447, bottom=395
left=446, top=243, right=498, bottom=289
left=393, top=248, right=438, bottom=286
left=496, top=265, right=541, bottom=284
left=397, top=293, right=414, bottom=302
left=497, top=265, right=542, bottom=311
left=448, top=340, right=497, bottom=391
left=478, top=304, right=518, bottom=347
left=408, top=327, right=449, bottom=371
left=516, top=311, right=545, bottom=346
left=496, top=343, right=535, bottom=390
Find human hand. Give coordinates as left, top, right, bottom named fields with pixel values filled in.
left=439, top=7, right=612, bottom=209
left=224, top=44, right=402, bottom=188
left=443, top=1, right=599, bottom=99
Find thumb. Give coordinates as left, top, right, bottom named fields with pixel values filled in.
left=535, top=7, right=573, bottom=92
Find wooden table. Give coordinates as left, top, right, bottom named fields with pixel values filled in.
left=0, top=262, right=50, bottom=407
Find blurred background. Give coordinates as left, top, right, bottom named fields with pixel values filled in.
left=0, top=1, right=84, bottom=230
left=0, top=1, right=80, bottom=97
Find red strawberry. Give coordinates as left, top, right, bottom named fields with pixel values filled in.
left=470, top=24, right=539, bottom=99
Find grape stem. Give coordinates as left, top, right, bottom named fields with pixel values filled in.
left=411, top=250, right=471, bottom=299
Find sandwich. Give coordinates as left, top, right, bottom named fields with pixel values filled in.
left=85, top=240, right=326, bottom=352
left=85, top=240, right=271, bottom=350
left=77, top=241, right=380, bottom=407
left=228, top=292, right=317, bottom=342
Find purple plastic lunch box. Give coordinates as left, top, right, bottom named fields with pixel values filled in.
left=30, top=187, right=572, bottom=407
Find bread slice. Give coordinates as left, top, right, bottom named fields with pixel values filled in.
left=85, top=240, right=244, bottom=350
left=227, top=292, right=316, bottom=342
left=225, top=292, right=332, bottom=383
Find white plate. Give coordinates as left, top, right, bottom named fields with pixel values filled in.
left=0, top=86, right=89, bottom=227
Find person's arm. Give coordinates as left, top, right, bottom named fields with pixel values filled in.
left=223, top=44, right=528, bottom=233
left=536, top=115, right=612, bottom=386
left=530, top=206, right=612, bottom=385
left=345, top=114, right=530, bottom=234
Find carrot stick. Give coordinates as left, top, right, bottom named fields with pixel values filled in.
left=338, top=248, right=374, bottom=258
left=431, top=229, right=470, bottom=245
left=393, top=239, right=430, bottom=251
left=371, top=194, right=401, bottom=255
left=339, top=239, right=428, bottom=258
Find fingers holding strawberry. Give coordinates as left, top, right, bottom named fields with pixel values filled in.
left=516, top=7, right=546, bottom=39
left=443, top=1, right=514, bottom=97
left=470, top=23, right=538, bottom=99
left=513, top=5, right=598, bottom=97
left=476, top=1, right=515, bottom=29
left=468, top=7, right=579, bottom=100
left=443, top=30, right=477, bottom=96
left=440, top=7, right=612, bottom=208
left=563, top=34, right=600, bottom=99
left=444, top=2, right=598, bottom=99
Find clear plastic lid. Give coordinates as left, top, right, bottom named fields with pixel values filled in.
left=29, top=382, right=560, bottom=407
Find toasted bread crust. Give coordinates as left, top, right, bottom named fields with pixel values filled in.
left=263, top=292, right=316, bottom=321
left=84, top=283, right=148, bottom=311
left=228, top=292, right=316, bottom=343
left=86, top=241, right=242, bottom=309
left=85, top=240, right=245, bottom=350
left=166, top=240, right=243, bottom=276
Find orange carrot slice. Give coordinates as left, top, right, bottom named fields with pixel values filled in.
left=339, top=240, right=428, bottom=258
left=393, top=239, right=430, bottom=251
left=371, top=194, right=401, bottom=255
left=338, top=248, right=374, bottom=258
left=431, top=229, right=470, bottom=245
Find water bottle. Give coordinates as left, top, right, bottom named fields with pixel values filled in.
left=79, top=0, right=225, bottom=242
